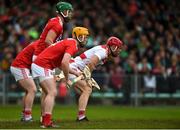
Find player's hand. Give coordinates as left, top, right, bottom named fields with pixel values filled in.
left=55, top=71, right=65, bottom=81
left=55, top=75, right=62, bottom=81
left=58, top=78, right=70, bottom=88
left=75, top=71, right=83, bottom=77
left=66, top=80, right=73, bottom=88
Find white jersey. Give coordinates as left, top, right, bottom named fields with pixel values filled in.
left=70, top=45, right=108, bottom=71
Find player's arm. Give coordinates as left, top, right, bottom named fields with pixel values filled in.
left=61, top=53, right=71, bottom=81
left=87, top=55, right=100, bottom=72
left=45, top=30, right=57, bottom=45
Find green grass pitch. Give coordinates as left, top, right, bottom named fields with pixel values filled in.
left=0, top=105, right=180, bottom=129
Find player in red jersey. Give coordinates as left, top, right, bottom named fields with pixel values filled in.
left=34, top=1, right=73, bottom=122
left=33, top=1, right=73, bottom=60
left=31, top=27, right=89, bottom=128
left=32, top=1, right=74, bottom=122
left=10, top=40, right=39, bottom=122
left=10, top=2, right=73, bottom=122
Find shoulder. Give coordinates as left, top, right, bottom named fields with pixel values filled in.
left=59, top=38, right=77, bottom=46
left=91, top=45, right=107, bottom=52
left=66, top=38, right=76, bottom=41
left=92, top=45, right=108, bottom=59
left=25, top=41, right=37, bottom=49
left=99, top=45, right=107, bottom=51
left=65, top=38, right=77, bottom=44
left=47, top=17, right=60, bottom=26
left=49, top=17, right=58, bottom=22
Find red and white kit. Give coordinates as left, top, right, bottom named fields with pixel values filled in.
left=32, top=38, right=78, bottom=82
left=69, top=45, right=108, bottom=80
left=10, top=40, right=39, bottom=81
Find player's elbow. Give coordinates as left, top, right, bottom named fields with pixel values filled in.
left=61, top=61, right=68, bottom=68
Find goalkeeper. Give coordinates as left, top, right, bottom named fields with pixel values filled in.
left=68, top=36, right=124, bottom=121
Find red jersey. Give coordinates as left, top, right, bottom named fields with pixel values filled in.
left=11, top=40, right=39, bottom=68
left=34, top=16, right=63, bottom=55
left=34, top=38, right=78, bottom=69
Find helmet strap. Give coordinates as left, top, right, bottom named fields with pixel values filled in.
left=108, top=45, right=116, bottom=57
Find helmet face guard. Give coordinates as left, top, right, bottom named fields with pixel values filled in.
left=106, top=36, right=123, bottom=57
left=60, top=10, right=73, bottom=22
left=56, top=2, right=73, bottom=21
left=77, top=35, right=88, bottom=47
left=72, top=27, right=89, bottom=47
left=109, top=45, right=120, bottom=57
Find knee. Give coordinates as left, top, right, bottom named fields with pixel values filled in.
left=54, top=89, right=58, bottom=97
left=49, top=89, right=57, bottom=97
left=33, top=87, right=37, bottom=93
left=28, top=87, right=37, bottom=95
left=83, top=87, right=92, bottom=95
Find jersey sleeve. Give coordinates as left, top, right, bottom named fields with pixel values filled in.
left=94, top=49, right=107, bottom=61
left=51, top=24, right=62, bottom=35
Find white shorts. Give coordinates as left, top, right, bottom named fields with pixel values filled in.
left=10, top=66, right=32, bottom=81
left=31, top=63, right=55, bottom=82
left=69, top=63, right=81, bottom=81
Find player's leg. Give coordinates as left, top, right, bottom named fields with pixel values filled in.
left=18, top=78, right=37, bottom=121
left=74, top=80, right=92, bottom=121
left=39, top=78, right=57, bottom=127
left=40, top=89, right=46, bottom=123
left=21, top=92, right=26, bottom=120
left=31, top=63, right=58, bottom=127
left=10, top=67, right=36, bottom=122
left=40, top=75, right=56, bottom=123
left=41, top=74, right=56, bottom=116
left=40, top=74, right=58, bottom=123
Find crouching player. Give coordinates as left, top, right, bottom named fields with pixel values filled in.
left=68, top=36, right=124, bottom=121
left=10, top=40, right=39, bottom=121
left=31, top=27, right=89, bottom=128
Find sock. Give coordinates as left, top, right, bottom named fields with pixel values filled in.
left=23, top=109, right=32, bottom=120
left=78, top=110, right=85, bottom=120
left=43, top=113, right=51, bottom=125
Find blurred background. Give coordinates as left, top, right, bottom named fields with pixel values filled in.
left=0, top=0, right=180, bottom=106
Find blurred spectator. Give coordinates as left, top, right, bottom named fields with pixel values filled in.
left=142, top=73, right=156, bottom=93
left=137, top=57, right=152, bottom=74
left=123, top=51, right=137, bottom=74
left=167, top=54, right=180, bottom=76
left=152, top=53, right=164, bottom=75
left=109, top=66, right=124, bottom=93
left=156, top=67, right=170, bottom=93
